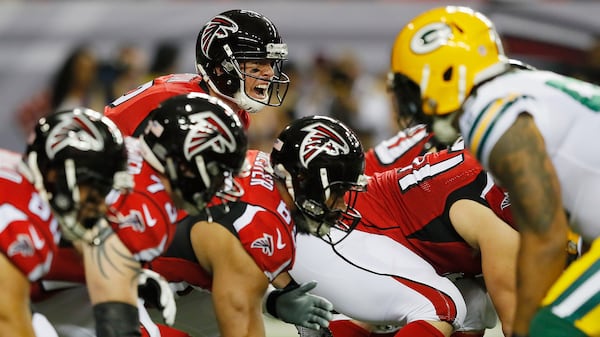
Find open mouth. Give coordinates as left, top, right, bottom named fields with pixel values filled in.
left=253, top=84, right=269, bottom=100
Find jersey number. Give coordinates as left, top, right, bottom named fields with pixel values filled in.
left=397, top=152, right=464, bottom=192
left=546, top=77, right=600, bottom=112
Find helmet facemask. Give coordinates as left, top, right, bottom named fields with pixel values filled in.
left=277, top=165, right=366, bottom=238
left=164, top=155, right=232, bottom=216
left=30, top=156, right=116, bottom=245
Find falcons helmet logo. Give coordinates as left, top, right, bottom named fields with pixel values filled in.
left=46, top=113, right=105, bottom=159
left=201, top=15, right=239, bottom=58
left=299, top=122, right=350, bottom=167
left=184, top=111, right=237, bottom=160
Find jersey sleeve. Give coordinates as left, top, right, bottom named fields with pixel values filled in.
left=106, top=161, right=178, bottom=262
left=365, top=124, right=433, bottom=176
left=211, top=201, right=296, bottom=282
left=0, top=177, right=60, bottom=282
left=460, top=86, right=539, bottom=170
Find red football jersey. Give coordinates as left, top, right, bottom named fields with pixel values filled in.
left=0, top=150, right=60, bottom=282
left=364, top=124, right=435, bottom=176
left=105, top=137, right=180, bottom=261
left=148, top=150, right=296, bottom=290
left=104, top=73, right=250, bottom=136
left=355, top=140, right=514, bottom=277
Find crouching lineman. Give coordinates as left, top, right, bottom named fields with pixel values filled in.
left=141, top=115, right=367, bottom=337
left=32, top=93, right=248, bottom=337
left=0, top=109, right=129, bottom=336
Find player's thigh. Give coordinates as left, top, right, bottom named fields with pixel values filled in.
left=291, top=231, right=466, bottom=328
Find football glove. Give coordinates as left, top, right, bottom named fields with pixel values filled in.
left=266, top=280, right=333, bottom=330
left=137, top=268, right=176, bottom=326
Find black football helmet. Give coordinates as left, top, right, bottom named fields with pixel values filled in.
left=270, top=115, right=366, bottom=238
left=195, top=9, right=289, bottom=113
left=140, top=92, right=248, bottom=215
left=25, top=108, right=129, bottom=244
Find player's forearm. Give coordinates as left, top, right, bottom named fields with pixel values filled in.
left=0, top=317, right=36, bottom=337
left=486, top=280, right=515, bottom=336
left=217, top=304, right=266, bottom=337
left=512, top=229, right=566, bottom=335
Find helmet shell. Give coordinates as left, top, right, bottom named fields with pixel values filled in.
left=390, top=6, right=507, bottom=116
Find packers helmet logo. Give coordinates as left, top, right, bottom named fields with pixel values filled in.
left=46, top=112, right=105, bottom=159
left=201, top=15, right=239, bottom=58
left=184, top=111, right=237, bottom=159
left=410, top=22, right=452, bottom=55
left=299, top=122, right=350, bottom=167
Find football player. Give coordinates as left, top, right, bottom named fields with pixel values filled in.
left=389, top=5, right=600, bottom=337
left=291, top=138, right=517, bottom=337
left=0, top=108, right=128, bottom=336
left=104, top=9, right=289, bottom=136
left=143, top=115, right=367, bottom=337
left=32, top=93, right=248, bottom=337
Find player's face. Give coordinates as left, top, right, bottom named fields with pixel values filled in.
left=241, top=60, right=274, bottom=102
left=77, top=184, right=108, bottom=225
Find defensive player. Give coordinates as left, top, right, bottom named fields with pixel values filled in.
left=104, top=9, right=289, bottom=135
left=389, top=5, right=600, bottom=336
left=0, top=108, right=128, bottom=336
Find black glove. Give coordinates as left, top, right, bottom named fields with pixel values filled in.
left=137, top=268, right=176, bottom=326
left=266, top=281, right=333, bottom=330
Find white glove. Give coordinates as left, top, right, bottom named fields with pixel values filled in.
left=138, top=268, right=177, bottom=326
left=265, top=281, right=334, bottom=330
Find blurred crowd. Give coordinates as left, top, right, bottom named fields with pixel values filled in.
left=13, top=41, right=399, bottom=153
left=14, top=38, right=600, bottom=154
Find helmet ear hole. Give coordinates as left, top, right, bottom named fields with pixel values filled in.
left=443, top=67, right=453, bottom=81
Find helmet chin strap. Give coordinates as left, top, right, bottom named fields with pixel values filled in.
left=233, top=89, right=266, bottom=113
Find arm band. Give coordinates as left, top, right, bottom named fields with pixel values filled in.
left=93, top=301, right=141, bottom=337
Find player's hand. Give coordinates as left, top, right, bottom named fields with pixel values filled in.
left=138, top=268, right=176, bottom=326
left=267, top=281, right=333, bottom=330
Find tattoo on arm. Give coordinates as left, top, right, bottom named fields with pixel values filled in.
left=89, top=238, right=140, bottom=280
left=489, top=114, right=562, bottom=234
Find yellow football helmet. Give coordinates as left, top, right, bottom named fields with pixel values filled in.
left=390, top=6, right=508, bottom=117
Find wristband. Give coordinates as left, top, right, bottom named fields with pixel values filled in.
left=93, top=301, right=141, bottom=337
left=265, top=280, right=300, bottom=318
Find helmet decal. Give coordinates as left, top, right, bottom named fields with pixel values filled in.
left=46, top=114, right=104, bottom=159
left=201, top=15, right=239, bottom=58
left=299, top=122, right=350, bottom=167
left=410, top=22, right=452, bottom=55
left=184, top=111, right=237, bottom=160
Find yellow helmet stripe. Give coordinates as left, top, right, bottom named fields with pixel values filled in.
left=469, top=93, right=520, bottom=159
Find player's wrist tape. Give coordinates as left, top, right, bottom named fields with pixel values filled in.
left=93, top=301, right=141, bottom=337
left=265, top=280, right=300, bottom=318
